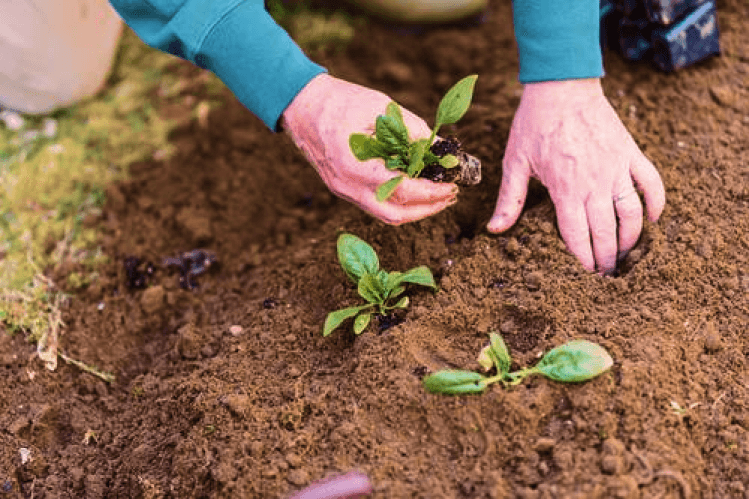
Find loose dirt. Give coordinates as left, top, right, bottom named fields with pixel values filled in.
left=1, top=0, right=747, bottom=497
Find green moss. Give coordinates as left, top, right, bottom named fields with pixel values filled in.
left=1, top=4, right=358, bottom=373
left=1, top=29, right=188, bottom=344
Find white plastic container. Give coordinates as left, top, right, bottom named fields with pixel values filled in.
left=0, top=0, right=123, bottom=114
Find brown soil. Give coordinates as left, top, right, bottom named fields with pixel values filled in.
left=2, top=1, right=748, bottom=497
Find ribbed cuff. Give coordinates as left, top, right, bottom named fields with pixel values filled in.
left=512, top=0, right=603, bottom=83
left=197, top=1, right=326, bottom=130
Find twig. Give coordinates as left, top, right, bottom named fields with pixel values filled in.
left=59, top=352, right=115, bottom=383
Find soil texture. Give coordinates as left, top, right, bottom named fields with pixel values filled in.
left=1, top=0, right=748, bottom=497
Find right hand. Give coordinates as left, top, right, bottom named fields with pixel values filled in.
left=281, top=74, right=458, bottom=225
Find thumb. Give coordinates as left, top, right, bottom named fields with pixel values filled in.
left=487, top=156, right=531, bottom=233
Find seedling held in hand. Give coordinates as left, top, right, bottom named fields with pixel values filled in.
left=348, top=75, right=479, bottom=202
left=323, top=233, right=437, bottom=336
left=423, top=332, right=613, bottom=395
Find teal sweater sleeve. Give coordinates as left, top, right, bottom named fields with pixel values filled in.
left=512, top=0, right=603, bottom=83
left=108, top=0, right=326, bottom=130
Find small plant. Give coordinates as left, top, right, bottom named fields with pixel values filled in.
left=423, top=332, right=613, bottom=395
left=348, top=75, right=478, bottom=201
left=323, top=233, right=437, bottom=336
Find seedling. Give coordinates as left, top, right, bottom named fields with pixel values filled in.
left=348, top=75, right=479, bottom=202
left=423, top=332, right=613, bottom=395
left=323, top=233, right=437, bottom=336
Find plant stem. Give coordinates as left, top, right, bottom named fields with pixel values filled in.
left=482, top=367, right=539, bottom=388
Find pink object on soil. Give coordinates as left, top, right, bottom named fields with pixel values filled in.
left=289, top=471, right=372, bottom=499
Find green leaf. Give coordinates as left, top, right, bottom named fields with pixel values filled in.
left=358, top=272, right=385, bottom=304
left=435, top=75, right=478, bottom=129
left=376, top=115, right=409, bottom=151
left=337, top=233, right=379, bottom=284
left=385, top=102, right=410, bottom=141
left=387, top=285, right=405, bottom=299
left=323, top=304, right=374, bottom=336
left=349, top=133, right=390, bottom=161
left=488, top=332, right=512, bottom=376
left=375, top=175, right=405, bottom=202
left=422, top=370, right=486, bottom=395
left=439, top=154, right=459, bottom=169
left=423, top=150, right=439, bottom=166
left=353, top=312, right=371, bottom=334
left=386, top=101, right=406, bottom=126
left=386, top=157, right=407, bottom=171
left=406, top=139, right=429, bottom=177
left=393, top=296, right=409, bottom=309
left=393, top=266, right=437, bottom=290
left=477, top=345, right=494, bottom=371
left=534, top=340, right=614, bottom=383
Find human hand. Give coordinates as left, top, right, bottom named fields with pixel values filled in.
left=487, top=79, right=665, bottom=274
left=281, top=74, right=458, bottom=225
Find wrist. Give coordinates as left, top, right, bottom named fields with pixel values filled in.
left=522, top=78, right=603, bottom=103
left=281, top=73, right=334, bottom=132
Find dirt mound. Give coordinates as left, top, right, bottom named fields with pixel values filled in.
left=1, top=0, right=747, bottom=497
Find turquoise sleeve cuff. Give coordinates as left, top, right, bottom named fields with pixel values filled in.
left=197, top=1, right=326, bottom=130
left=512, top=0, right=603, bottom=83
left=108, top=0, right=326, bottom=130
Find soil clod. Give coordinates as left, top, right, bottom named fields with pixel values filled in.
left=420, top=137, right=482, bottom=185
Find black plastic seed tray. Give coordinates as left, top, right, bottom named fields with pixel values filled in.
left=600, top=0, right=720, bottom=71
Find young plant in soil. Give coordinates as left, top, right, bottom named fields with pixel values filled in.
left=348, top=74, right=481, bottom=202
left=423, top=332, right=613, bottom=395
left=323, top=233, right=437, bottom=336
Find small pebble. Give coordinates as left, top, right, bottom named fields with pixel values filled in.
left=285, top=452, right=303, bottom=468
left=229, top=325, right=243, bottom=336
left=42, top=118, right=57, bottom=138
left=140, top=285, right=165, bottom=315
left=534, top=437, right=555, bottom=453
left=703, top=322, right=722, bottom=352
left=0, top=110, right=24, bottom=130
left=601, top=454, right=625, bottom=475
left=19, top=448, right=31, bottom=465
left=287, top=469, right=310, bottom=487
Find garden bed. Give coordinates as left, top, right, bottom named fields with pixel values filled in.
left=1, top=0, right=747, bottom=497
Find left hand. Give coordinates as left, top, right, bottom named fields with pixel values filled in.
left=487, top=78, right=665, bottom=274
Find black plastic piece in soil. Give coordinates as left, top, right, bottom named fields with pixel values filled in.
left=262, top=298, right=279, bottom=309
left=124, top=257, right=155, bottom=289
left=163, top=249, right=218, bottom=290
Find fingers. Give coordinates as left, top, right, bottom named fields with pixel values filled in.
left=614, top=189, right=643, bottom=260
left=487, top=156, right=530, bottom=233
left=359, top=191, right=457, bottom=225
left=389, top=177, right=458, bottom=206
left=586, top=196, right=619, bottom=274
left=555, top=201, right=596, bottom=271
left=631, top=154, right=666, bottom=222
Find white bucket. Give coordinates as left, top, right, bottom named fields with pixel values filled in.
left=0, top=0, right=123, bottom=114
